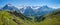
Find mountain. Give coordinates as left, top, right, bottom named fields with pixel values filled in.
left=2, top=4, right=20, bottom=12
left=19, top=7, right=25, bottom=13
left=24, top=6, right=35, bottom=16
left=36, top=5, right=54, bottom=16
left=1, top=4, right=54, bottom=17
left=23, top=5, right=54, bottom=16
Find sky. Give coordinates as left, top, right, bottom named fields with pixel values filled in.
left=0, top=0, right=60, bottom=8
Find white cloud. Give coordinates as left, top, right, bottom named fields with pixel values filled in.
left=49, top=5, right=60, bottom=9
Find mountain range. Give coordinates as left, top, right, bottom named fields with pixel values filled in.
left=0, top=4, right=55, bottom=17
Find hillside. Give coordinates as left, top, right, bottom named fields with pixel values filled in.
left=0, top=11, right=29, bottom=25
left=39, top=10, right=60, bottom=25
left=0, top=11, right=19, bottom=25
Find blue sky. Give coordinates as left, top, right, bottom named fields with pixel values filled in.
left=0, top=0, right=60, bottom=8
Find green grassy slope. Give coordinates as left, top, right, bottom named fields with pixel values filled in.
left=0, top=11, right=28, bottom=25
left=39, top=10, right=60, bottom=25
left=0, top=11, right=18, bottom=25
